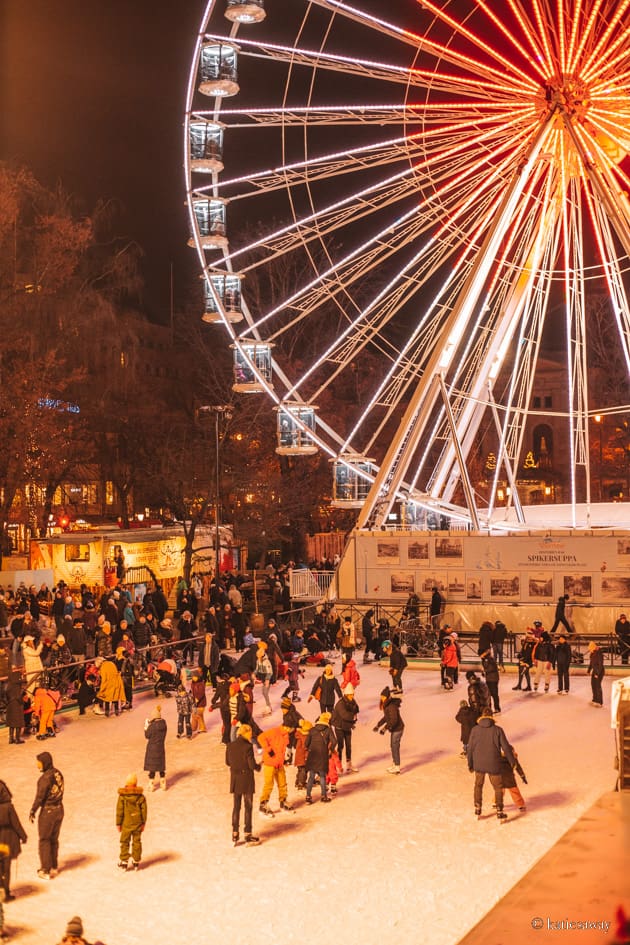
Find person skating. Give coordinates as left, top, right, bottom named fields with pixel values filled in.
left=308, top=664, right=342, bottom=715
left=480, top=649, right=501, bottom=713
left=549, top=594, right=572, bottom=635
left=293, top=719, right=312, bottom=790
left=29, top=751, right=64, bottom=879
left=361, top=609, right=375, bottom=663
left=499, top=744, right=528, bottom=813
left=305, top=713, right=335, bottom=804
left=144, top=704, right=168, bottom=790
left=0, top=781, right=27, bottom=900
left=441, top=634, right=459, bottom=690
left=381, top=639, right=408, bottom=692
left=175, top=682, right=194, bottom=739
left=257, top=723, right=296, bottom=815
left=331, top=683, right=360, bottom=772
left=532, top=631, right=554, bottom=693
left=513, top=631, right=535, bottom=691
left=554, top=632, right=572, bottom=694
left=466, top=670, right=491, bottom=715
left=467, top=708, right=515, bottom=821
left=373, top=686, right=404, bottom=774
left=190, top=671, right=207, bottom=733
left=225, top=723, right=261, bottom=845
left=455, top=699, right=477, bottom=758
left=614, top=613, right=630, bottom=665
left=587, top=641, right=605, bottom=707
left=116, top=773, right=147, bottom=871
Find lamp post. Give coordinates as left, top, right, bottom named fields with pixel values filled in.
left=198, top=405, right=232, bottom=578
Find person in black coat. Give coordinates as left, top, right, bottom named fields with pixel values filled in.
left=513, top=632, right=535, bottom=691
left=225, top=724, right=261, bottom=844
left=309, top=664, right=342, bottom=714
left=554, top=633, right=572, bottom=693
left=305, top=715, right=336, bottom=803
left=373, top=686, right=405, bottom=774
left=233, top=644, right=258, bottom=678
left=467, top=709, right=515, bottom=819
left=480, top=650, right=501, bottom=713
left=29, top=751, right=64, bottom=878
left=382, top=640, right=408, bottom=691
left=331, top=687, right=360, bottom=772
left=587, top=641, right=605, bottom=707
left=0, top=780, right=27, bottom=899
left=6, top=670, right=25, bottom=744
left=492, top=621, right=508, bottom=669
left=550, top=594, right=572, bottom=635
left=143, top=706, right=168, bottom=790
left=361, top=610, right=375, bottom=663
left=477, top=621, right=494, bottom=657
left=614, top=613, right=630, bottom=665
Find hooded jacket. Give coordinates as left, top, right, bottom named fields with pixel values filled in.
left=0, top=780, right=27, bottom=858
left=31, top=752, right=64, bottom=816
left=116, top=785, right=147, bottom=831
left=331, top=695, right=359, bottom=732
left=467, top=717, right=515, bottom=775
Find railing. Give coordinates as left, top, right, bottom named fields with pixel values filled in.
left=290, top=568, right=335, bottom=601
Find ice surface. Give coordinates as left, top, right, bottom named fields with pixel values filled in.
left=1, top=660, right=616, bottom=945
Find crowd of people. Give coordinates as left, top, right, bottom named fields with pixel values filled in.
left=0, top=573, right=624, bottom=942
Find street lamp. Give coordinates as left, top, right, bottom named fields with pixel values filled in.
left=198, top=405, right=232, bottom=578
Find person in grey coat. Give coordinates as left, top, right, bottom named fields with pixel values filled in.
left=467, top=708, right=515, bottom=821
left=143, top=705, right=168, bottom=791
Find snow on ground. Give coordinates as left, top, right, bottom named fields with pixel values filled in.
left=1, top=659, right=617, bottom=945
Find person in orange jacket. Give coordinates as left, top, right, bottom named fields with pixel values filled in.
left=32, top=687, right=61, bottom=740
left=257, top=723, right=296, bottom=816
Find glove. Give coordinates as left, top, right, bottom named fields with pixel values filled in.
left=29, top=811, right=36, bottom=823
left=372, top=726, right=379, bottom=733
left=379, top=729, right=386, bottom=735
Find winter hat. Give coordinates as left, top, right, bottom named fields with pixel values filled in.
left=450, top=632, right=458, bottom=639
left=324, top=665, right=334, bottom=678
left=125, top=773, right=138, bottom=786
left=459, top=699, right=469, bottom=708
left=23, top=634, right=34, bottom=643
left=151, top=704, right=162, bottom=719
left=380, top=686, right=391, bottom=699
left=343, top=683, right=355, bottom=696
left=281, top=696, right=292, bottom=710
left=298, top=719, right=313, bottom=732
left=238, top=724, right=253, bottom=740
left=587, top=641, right=598, bottom=651
left=115, top=646, right=125, bottom=658
left=318, top=712, right=332, bottom=725
left=66, top=917, right=84, bottom=937
left=465, top=670, right=477, bottom=681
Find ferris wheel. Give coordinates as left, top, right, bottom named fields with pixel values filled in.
left=184, top=0, right=630, bottom=532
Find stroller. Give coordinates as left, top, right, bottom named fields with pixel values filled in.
left=153, top=657, right=179, bottom=697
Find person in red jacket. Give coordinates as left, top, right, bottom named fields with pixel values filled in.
left=441, top=635, right=459, bottom=691
left=257, top=723, right=295, bottom=816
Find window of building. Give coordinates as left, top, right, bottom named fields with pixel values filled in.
left=533, top=396, right=541, bottom=408
left=65, top=544, right=90, bottom=562
left=544, top=395, right=552, bottom=408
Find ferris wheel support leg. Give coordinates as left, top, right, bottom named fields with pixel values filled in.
left=437, top=374, right=480, bottom=530
left=487, top=386, right=525, bottom=525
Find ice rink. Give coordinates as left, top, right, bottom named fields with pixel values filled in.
left=1, top=658, right=619, bottom=945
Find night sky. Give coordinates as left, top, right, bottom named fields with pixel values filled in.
left=4, top=1, right=203, bottom=317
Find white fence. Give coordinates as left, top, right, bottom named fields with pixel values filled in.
left=290, top=569, right=335, bottom=601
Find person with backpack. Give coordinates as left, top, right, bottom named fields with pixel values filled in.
left=467, top=708, right=515, bottom=822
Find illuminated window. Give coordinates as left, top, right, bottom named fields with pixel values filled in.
left=65, top=544, right=90, bottom=562
left=105, top=481, right=115, bottom=506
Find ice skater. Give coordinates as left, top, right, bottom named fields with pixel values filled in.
left=29, top=751, right=64, bottom=879
left=373, top=686, right=404, bottom=774
left=225, top=723, right=261, bottom=845
left=116, top=773, right=147, bottom=871
left=467, top=707, right=515, bottom=822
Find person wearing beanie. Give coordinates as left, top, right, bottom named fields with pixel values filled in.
left=309, top=663, right=342, bottom=715
left=467, top=708, right=515, bottom=821
left=116, top=773, right=147, bottom=871
left=143, top=705, right=168, bottom=791
left=225, top=723, right=261, bottom=845
left=331, top=686, right=360, bottom=773
left=29, top=751, right=64, bottom=879
left=381, top=639, right=408, bottom=692
left=373, top=686, right=405, bottom=774
left=56, top=915, right=101, bottom=945
left=190, top=671, right=207, bottom=733
left=257, top=723, right=296, bottom=815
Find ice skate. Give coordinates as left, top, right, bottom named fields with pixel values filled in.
left=232, top=831, right=239, bottom=846
left=128, top=860, right=140, bottom=871
left=386, top=764, right=401, bottom=774
left=497, top=810, right=508, bottom=822
left=346, top=763, right=358, bottom=773
left=474, top=807, right=482, bottom=819
left=259, top=802, right=275, bottom=818
left=37, top=869, right=51, bottom=880
left=160, top=777, right=167, bottom=791
left=279, top=800, right=294, bottom=812
left=245, top=834, right=261, bottom=845
left=320, top=795, right=332, bottom=803
left=117, top=860, right=128, bottom=871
